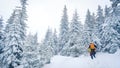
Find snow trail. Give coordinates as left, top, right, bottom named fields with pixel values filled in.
left=43, top=51, right=120, bottom=68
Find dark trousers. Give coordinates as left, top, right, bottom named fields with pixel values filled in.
left=90, top=49, right=96, bottom=59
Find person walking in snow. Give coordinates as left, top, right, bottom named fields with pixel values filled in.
left=88, top=42, right=97, bottom=59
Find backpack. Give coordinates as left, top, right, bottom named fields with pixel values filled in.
left=90, top=43, right=95, bottom=49
left=88, top=48, right=91, bottom=52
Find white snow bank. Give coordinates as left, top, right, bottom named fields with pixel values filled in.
left=43, top=50, right=120, bottom=68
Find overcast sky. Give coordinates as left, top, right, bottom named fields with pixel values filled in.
left=0, top=0, right=111, bottom=42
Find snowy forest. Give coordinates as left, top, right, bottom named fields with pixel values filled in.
left=0, top=0, right=120, bottom=68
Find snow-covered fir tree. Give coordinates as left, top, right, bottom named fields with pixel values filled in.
left=101, top=3, right=120, bottom=53
left=94, top=5, right=104, bottom=51
left=25, top=32, right=38, bottom=46
left=0, top=17, right=5, bottom=66
left=0, top=16, right=4, bottom=49
left=110, top=0, right=120, bottom=7
left=33, top=33, right=38, bottom=45
left=52, top=29, right=59, bottom=55
left=23, top=33, right=41, bottom=68
left=101, top=16, right=120, bottom=53
left=96, top=5, right=104, bottom=33
left=100, top=2, right=120, bottom=53
left=0, top=16, right=4, bottom=31
left=19, top=0, right=28, bottom=42
left=20, top=0, right=28, bottom=21
left=105, top=5, right=110, bottom=17
left=59, top=5, right=69, bottom=52
left=1, top=8, right=24, bottom=68
left=83, top=9, right=95, bottom=47
left=39, top=28, right=54, bottom=64
left=61, top=10, right=84, bottom=57
left=25, top=33, right=33, bottom=46
left=0, top=0, right=28, bottom=67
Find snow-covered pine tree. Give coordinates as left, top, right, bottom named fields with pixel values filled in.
left=91, top=13, right=96, bottom=35
left=20, top=0, right=28, bottom=21
left=101, top=4, right=120, bottom=53
left=0, top=16, right=4, bottom=31
left=0, top=16, right=4, bottom=49
left=25, top=32, right=38, bottom=46
left=83, top=9, right=95, bottom=47
left=110, top=0, right=120, bottom=8
left=52, top=29, right=59, bottom=55
left=33, top=32, right=38, bottom=45
left=39, top=28, right=54, bottom=64
left=94, top=5, right=104, bottom=51
left=0, top=17, right=5, bottom=66
left=105, top=5, right=110, bottom=17
left=24, top=33, right=38, bottom=52
left=101, top=16, right=120, bottom=54
left=43, top=28, right=53, bottom=46
left=96, top=5, right=104, bottom=32
left=1, top=8, right=24, bottom=68
left=0, top=0, right=28, bottom=67
left=61, top=10, right=84, bottom=57
left=59, top=5, right=69, bottom=52
left=25, top=33, right=33, bottom=46
left=19, top=0, right=28, bottom=43
left=23, top=33, right=41, bottom=68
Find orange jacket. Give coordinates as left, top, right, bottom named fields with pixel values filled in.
left=89, top=43, right=96, bottom=49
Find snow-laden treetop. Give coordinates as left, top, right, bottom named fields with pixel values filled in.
left=110, top=0, right=120, bottom=7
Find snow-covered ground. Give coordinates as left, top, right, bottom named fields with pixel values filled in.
left=43, top=50, right=120, bottom=68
